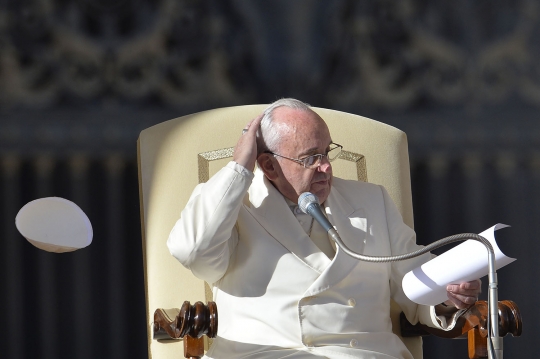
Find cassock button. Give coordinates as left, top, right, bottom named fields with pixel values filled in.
left=348, top=298, right=356, bottom=307
left=350, top=339, right=358, bottom=348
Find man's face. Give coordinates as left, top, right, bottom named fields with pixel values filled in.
left=266, top=107, right=334, bottom=204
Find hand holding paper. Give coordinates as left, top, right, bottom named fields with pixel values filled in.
left=403, top=224, right=515, bottom=305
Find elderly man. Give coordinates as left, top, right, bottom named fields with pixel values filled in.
left=167, top=98, right=481, bottom=359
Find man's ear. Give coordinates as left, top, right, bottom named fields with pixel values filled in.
left=257, top=153, right=279, bottom=181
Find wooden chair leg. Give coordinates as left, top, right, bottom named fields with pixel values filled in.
left=184, top=335, right=205, bottom=359
left=468, top=327, right=487, bottom=359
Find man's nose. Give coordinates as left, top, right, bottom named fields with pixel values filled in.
left=317, top=156, right=332, bottom=172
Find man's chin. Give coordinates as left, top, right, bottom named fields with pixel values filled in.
left=311, top=186, right=330, bottom=203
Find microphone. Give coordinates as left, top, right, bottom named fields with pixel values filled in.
left=298, top=192, right=341, bottom=243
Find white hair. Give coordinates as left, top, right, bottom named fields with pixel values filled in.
left=259, top=98, right=312, bottom=152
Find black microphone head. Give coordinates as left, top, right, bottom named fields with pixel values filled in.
left=298, top=192, right=319, bottom=214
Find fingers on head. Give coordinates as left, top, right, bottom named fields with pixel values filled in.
left=245, top=114, right=263, bottom=129
left=253, top=114, right=263, bottom=124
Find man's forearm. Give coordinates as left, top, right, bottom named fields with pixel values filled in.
left=167, top=161, right=253, bottom=283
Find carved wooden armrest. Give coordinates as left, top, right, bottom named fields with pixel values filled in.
left=401, top=300, right=522, bottom=359
left=153, top=301, right=218, bottom=359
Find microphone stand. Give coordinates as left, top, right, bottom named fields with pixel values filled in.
left=328, top=229, right=502, bottom=359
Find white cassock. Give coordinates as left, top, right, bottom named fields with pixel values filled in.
left=168, top=162, right=456, bottom=359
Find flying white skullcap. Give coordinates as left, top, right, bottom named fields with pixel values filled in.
left=15, top=197, right=93, bottom=253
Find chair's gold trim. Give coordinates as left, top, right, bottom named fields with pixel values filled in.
left=197, top=148, right=367, bottom=183
left=338, top=150, right=367, bottom=182
left=198, top=147, right=235, bottom=183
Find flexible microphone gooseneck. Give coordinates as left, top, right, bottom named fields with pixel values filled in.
left=298, top=192, right=502, bottom=359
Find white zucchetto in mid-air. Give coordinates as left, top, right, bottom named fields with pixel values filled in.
left=16, top=197, right=93, bottom=253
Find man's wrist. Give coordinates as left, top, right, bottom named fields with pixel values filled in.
left=229, top=160, right=254, bottom=176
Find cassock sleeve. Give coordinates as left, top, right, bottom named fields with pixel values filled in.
left=167, top=161, right=254, bottom=284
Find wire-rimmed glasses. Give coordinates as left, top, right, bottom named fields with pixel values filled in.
left=266, top=143, right=343, bottom=169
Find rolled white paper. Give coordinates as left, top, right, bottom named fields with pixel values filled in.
left=402, top=223, right=515, bottom=305
left=15, top=197, right=93, bottom=253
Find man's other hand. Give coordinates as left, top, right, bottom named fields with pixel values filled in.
left=445, top=279, right=482, bottom=310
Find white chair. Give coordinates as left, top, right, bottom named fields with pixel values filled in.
left=138, top=105, right=484, bottom=359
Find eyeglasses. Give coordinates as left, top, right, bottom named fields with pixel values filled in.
left=266, top=143, right=343, bottom=169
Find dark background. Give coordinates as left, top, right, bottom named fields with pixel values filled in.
left=1, top=0, right=538, bottom=358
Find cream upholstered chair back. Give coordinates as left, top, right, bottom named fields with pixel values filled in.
left=138, top=105, right=422, bottom=359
